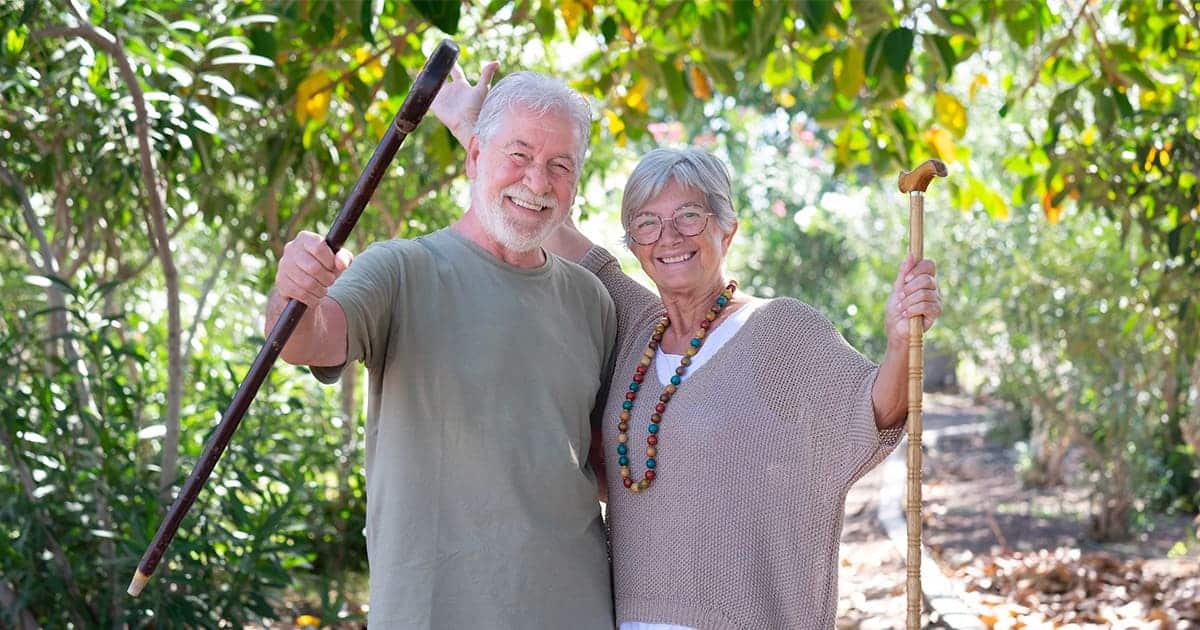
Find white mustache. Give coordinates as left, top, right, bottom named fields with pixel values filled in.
left=502, top=185, right=558, bottom=211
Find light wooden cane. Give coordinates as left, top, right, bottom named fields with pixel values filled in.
left=897, top=159, right=947, bottom=629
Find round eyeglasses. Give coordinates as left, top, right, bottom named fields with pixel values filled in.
left=627, top=205, right=714, bottom=245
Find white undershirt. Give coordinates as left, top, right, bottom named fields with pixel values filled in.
left=624, top=300, right=762, bottom=630
left=654, top=299, right=762, bottom=386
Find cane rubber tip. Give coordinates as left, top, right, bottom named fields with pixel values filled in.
left=127, top=571, right=149, bottom=597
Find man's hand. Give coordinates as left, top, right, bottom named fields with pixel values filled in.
left=430, top=60, right=500, bottom=146
left=275, top=231, right=354, bottom=307
left=266, top=231, right=352, bottom=367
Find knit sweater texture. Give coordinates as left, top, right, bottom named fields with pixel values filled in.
left=581, top=246, right=903, bottom=630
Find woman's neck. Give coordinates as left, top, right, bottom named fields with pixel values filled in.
left=659, top=279, right=734, bottom=354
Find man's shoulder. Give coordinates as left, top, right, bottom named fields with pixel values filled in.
left=551, top=254, right=613, bottom=300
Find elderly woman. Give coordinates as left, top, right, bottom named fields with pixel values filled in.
left=435, top=68, right=943, bottom=630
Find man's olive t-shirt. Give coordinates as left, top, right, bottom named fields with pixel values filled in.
left=312, top=228, right=616, bottom=629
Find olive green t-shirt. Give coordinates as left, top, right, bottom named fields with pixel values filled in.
left=312, top=228, right=616, bottom=629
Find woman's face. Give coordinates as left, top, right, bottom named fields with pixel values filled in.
left=627, top=179, right=736, bottom=296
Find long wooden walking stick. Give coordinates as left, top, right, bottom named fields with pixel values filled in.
left=127, top=39, right=459, bottom=597
left=897, top=158, right=947, bottom=628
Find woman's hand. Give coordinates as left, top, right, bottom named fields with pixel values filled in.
left=430, top=60, right=500, bottom=146
left=884, top=255, right=942, bottom=347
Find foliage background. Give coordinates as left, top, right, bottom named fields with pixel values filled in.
left=2, top=0, right=1197, bottom=626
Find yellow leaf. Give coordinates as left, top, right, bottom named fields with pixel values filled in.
left=969, top=72, right=988, bottom=100
left=295, top=73, right=331, bottom=126
left=625, top=78, right=650, bottom=112
left=1042, top=189, right=1063, bottom=224
left=923, top=127, right=958, bottom=164
left=604, top=110, right=624, bottom=134
left=1144, top=146, right=1158, bottom=172
left=1080, top=126, right=1097, bottom=146
left=689, top=66, right=712, bottom=100
left=366, top=100, right=390, bottom=140
left=934, top=92, right=968, bottom=138
left=560, top=0, right=582, bottom=36
left=353, top=46, right=384, bottom=84
left=777, top=90, right=796, bottom=108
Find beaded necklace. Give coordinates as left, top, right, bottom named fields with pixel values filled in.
left=617, top=280, right=737, bottom=494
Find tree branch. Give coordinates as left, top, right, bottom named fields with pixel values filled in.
left=182, top=231, right=238, bottom=369
left=389, top=170, right=459, bottom=239
left=0, top=580, right=40, bottom=629
left=32, top=21, right=182, bottom=620
left=1175, top=0, right=1200, bottom=31
left=1014, top=0, right=1089, bottom=104
left=0, top=424, right=92, bottom=627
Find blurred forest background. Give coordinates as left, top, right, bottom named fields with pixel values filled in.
left=1, top=0, right=1197, bottom=627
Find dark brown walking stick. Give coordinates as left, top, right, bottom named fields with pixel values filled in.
left=897, top=158, right=947, bottom=629
left=127, top=39, right=460, bottom=597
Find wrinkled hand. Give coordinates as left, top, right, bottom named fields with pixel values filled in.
left=884, top=256, right=942, bottom=346
left=275, top=231, right=354, bottom=307
left=430, top=60, right=500, bottom=146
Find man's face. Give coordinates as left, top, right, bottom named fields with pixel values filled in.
left=466, top=105, right=581, bottom=252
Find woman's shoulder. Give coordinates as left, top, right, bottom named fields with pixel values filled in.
left=751, top=296, right=833, bottom=328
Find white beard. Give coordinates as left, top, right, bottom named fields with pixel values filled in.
left=471, top=182, right=562, bottom=253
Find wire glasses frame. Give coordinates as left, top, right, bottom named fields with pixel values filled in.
left=626, top=205, right=715, bottom=245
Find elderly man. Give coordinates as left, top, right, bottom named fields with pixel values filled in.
left=265, top=72, right=616, bottom=628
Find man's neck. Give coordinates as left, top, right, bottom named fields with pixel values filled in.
left=450, top=213, right=547, bottom=269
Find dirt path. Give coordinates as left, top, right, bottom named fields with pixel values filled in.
left=836, top=393, right=985, bottom=628
left=837, top=461, right=913, bottom=628
left=836, top=391, right=1199, bottom=628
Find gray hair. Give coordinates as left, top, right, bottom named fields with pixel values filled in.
left=621, top=148, right=738, bottom=247
left=473, top=71, right=592, bottom=168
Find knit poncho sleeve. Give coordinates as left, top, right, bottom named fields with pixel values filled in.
left=578, top=246, right=664, bottom=359
left=754, top=298, right=904, bottom=489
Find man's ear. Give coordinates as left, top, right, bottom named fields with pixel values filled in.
left=466, top=136, right=481, bottom=179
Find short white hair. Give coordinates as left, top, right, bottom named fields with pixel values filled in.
left=621, top=148, right=738, bottom=247
left=473, top=71, right=592, bottom=169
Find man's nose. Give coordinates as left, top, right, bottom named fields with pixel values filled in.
left=523, top=164, right=551, bottom=195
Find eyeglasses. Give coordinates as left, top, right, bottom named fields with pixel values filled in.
left=627, top=205, right=714, bottom=245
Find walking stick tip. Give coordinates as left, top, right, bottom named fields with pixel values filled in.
left=127, top=571, right=149, bottom=597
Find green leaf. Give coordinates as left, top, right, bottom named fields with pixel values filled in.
left=929, top=8, right=976, bottom=37
left=360, top=0, right=383, bottom=43
left=315, top=1, right=336, bottom=42
left=5, top=26, right=26, bottom=55
left=411, top=0, right=461, bottom=35
left=925, top=34, right=957, bottom=80
left=1113, top=90, right=1134, bottom=118
left=384, top=58, right=412, bottom=97
left=864, top=29, right=885, bottom=77
left=600, top=15, right=617, bottom=43
left=248, top=28, right=276, bottom=62
left=658, top=60, right=688, bottom=113
left=799, top=0, right=831, bottom=34
left=532, top=5, right=555, bottom=39
left=812, top=50, right=836, bottom=85
left=882, top=28, right=914, bottom=75
left=763, top=51, right=794, bottom=89
left=835, top=46, right=864, bottom=99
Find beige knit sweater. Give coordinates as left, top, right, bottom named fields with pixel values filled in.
left=580, top=247, right=903, bottom=630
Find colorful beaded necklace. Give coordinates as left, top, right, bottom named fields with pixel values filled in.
left=617, top=280, right=737, bottom=494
